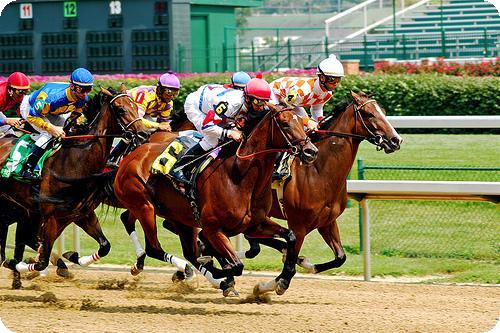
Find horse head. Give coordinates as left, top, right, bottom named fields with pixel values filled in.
left=97, top=87, right=149, bottom=145
left=268, top=103, right=318, bottom=164
left=349, top=91, right=402, bottom=153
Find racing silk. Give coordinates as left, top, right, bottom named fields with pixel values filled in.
left=0, top=81, right=24, bottom=125
left=270, top=77, right=333, bottom=120
left=27, top=83, right=87, bottom=130
left=128, top=85, right=173, bottom=129
left=186, top=84, right=244, bottom=138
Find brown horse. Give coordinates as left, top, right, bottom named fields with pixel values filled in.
left=239, top=91, right=402, bottom=274
left=114, top=105, right=318, bottom=296
left=0, top=87, right=147, bottom=276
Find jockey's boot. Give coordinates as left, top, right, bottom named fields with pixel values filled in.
left=106, top=140, right=127, bottom=168
left=170, top=143, right=205, bottom=184
left=272, top=152, right=285, bottom=181
left=21, top=145, right=45, bottom=180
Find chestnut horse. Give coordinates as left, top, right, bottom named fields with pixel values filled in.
left=114, top=106, right=318, bottom=296
left=0, top=87, right=147, bottom=277
left=239, top=91, right=403, bottom=273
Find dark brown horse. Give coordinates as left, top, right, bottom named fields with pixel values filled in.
left=239, top=91, right=402, bottom=274
left=0, top=87, right=147, bottom=277
left=114, top=105, right=318, bottom=296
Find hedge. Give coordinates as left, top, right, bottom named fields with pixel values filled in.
left=17, top=73, right=500, bottom=118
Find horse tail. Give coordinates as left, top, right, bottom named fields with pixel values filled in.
left=39, top=169, right=119, bottom=213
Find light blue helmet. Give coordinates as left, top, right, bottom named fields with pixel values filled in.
left=231, top=71, right=251, bottom=89
left=70, top=68, right=94, bottom=86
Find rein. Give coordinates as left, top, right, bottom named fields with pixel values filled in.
left=236, top=109, right=304, bottom=160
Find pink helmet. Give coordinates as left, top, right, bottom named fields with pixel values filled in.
left=158, top=73, right=181, bottom=89
left=244, top=78, right=271, bottom=100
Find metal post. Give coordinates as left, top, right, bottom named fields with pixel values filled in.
left=357, top=158, right=364, bottom=251
left=57, top=231, right=65, bottom=256
left=440, top=0, right=446, bottom=57
left=402, top=34, right=407, bottom=59
left=483, top=28, right=489, bottom=56
left=222, top=42, right=227, bottom=72
left=363, top=34, right=368, bottom=70
left=287, top=39, right=292, bottom=69
left=275, top=29, right=280, bottom=63
left=251, top=40, right=256, bottom=72
left=361, top=198, right=371, bottom=281
left=392, top=0, right=397, bottom=57
left=324, top=35, right=329, bottom=58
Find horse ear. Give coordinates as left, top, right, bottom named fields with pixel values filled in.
left=350, top=90, right=362, bottom=103
left=100, top=87, right=113, bottom=96
left=119, top=83, right=127, bottom=94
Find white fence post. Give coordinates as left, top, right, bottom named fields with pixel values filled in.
left=361, top=198, right=372, bottom=281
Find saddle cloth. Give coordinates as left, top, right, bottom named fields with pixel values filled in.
left=0, top=134, right=57, bottom=182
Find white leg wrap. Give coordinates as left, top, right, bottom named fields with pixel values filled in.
left=78, top=252, right=100, bottom=266
left=164, top=253, right=189, bottom=272
left=197, top=266, right=223, bottom=289
left=15, top=261, right=36, bottom=273
left=130, top=231, right=146, bottom=257
left=39, top=267, right=49, bottom=277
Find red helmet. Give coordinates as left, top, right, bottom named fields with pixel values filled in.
left=244, top=78, right=271, bottom=100
left=7, top=72, right=30, bottom=89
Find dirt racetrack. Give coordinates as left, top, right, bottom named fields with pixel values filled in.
left=0, top=265, right=498, bottom=333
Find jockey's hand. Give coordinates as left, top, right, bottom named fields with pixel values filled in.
left=50, top=125, right=66, bottom=138
left=306, top=119, right=319, bottom=132
left=227, top=129, right=243, bottom=142
left=5, top=118, right=22, bottom=128
left=157, top=122, right=171, bottom=132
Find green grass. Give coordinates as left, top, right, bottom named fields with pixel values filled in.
left=4, top=134, right=500, bottom=284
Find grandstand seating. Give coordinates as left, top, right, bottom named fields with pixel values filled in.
left=335, top=0, right=499, bottom=68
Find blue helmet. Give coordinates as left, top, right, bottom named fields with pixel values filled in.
left=231, top=71, right=251, bottom=89
left=70, top=68, right=94, bottom=86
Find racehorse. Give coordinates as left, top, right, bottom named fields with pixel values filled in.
left=0, top=86, right=147, bottom=278
left=239, top=91, right=402, bottom=274
left=114, top=105, right=318, bottom=296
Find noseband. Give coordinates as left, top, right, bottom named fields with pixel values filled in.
left=353, top=99, right=385, bottom=149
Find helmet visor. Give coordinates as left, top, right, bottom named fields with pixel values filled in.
left=158, top=86, right=179, bottom=99
left=11, top=88, right=30, bottom=95
left=324, top=76, right=342, bottom=84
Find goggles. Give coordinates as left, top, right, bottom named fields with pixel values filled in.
left=11, top=88, right=30, bottom=95
left=323, top=76, right=342, bottom=84
left=251, top=98, right=267, bottom=106
left=72, top=84, right=93, bottom=94
left=158, top=86, right=179, bottom=97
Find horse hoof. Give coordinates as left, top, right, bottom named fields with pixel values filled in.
left=275, top=278, right=289, bottom=296
left=252, top=283, right=263, bottom=296
left=25, top=271, right=40, bottom=280
left=184, top=265, right=195, bottom=280
left=130, top=265, right=143, bottom=276
left=171, top=270, right=186, bottom=283
left=56, top=267, right=73, bottom=279
left=62, top=251, right=80, bottom=264
left=11, top=279, right=22, bottom=290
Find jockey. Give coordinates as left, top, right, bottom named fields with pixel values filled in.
left=0, top=72, right=30, bottom=137
left=19, top=67, right=94, bottom=180
left=270, top=54, right=344, bottom=131
left=107, top=72, right=181, bottom=167
left=171, top=77, right=271, bottom=183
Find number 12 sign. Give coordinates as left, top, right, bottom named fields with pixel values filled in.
left=20, top=3, right=33, bottom=19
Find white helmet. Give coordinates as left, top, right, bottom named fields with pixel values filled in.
left=317, top=54, right=344, bottom=77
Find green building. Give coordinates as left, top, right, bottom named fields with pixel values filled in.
left=0, top=0, right=262, bottom=75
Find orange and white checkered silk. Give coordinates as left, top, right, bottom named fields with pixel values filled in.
left=271, top=77, right=333, bottom=107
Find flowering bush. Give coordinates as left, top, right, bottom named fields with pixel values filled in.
left=374, top=58, right=500, bottom=77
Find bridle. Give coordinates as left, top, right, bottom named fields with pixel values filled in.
left=236, top=109, right=310, bottom=160
left=315, top=98, right=385, bottom=149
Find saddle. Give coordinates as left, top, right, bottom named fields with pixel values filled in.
left=0, top=134, right=58, bottom=183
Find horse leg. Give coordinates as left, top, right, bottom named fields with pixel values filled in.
left=0, top=222, right=7, bottom=263
left=119, top=210, right=147, bottom=276
left=198, top=228, right=244, bottom=279
left=236, top=236, right=288, bottom=259
left=311, top=220, right=346, bottom=274
left=134, top=203, right=192, bottom=276
left=62, top=212, right=110, bottom=266
left=246, top=218, right=297, bottom=296
left=5, top=216, right=69, bottom=273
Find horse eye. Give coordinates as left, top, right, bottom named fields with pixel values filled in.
left=365, top=112, right=375, bottom=119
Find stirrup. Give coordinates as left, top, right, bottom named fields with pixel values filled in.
left=171, top=170, right=189, bottom=184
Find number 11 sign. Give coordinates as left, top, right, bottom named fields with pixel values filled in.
left=20, top=3, right=33, bottom=19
